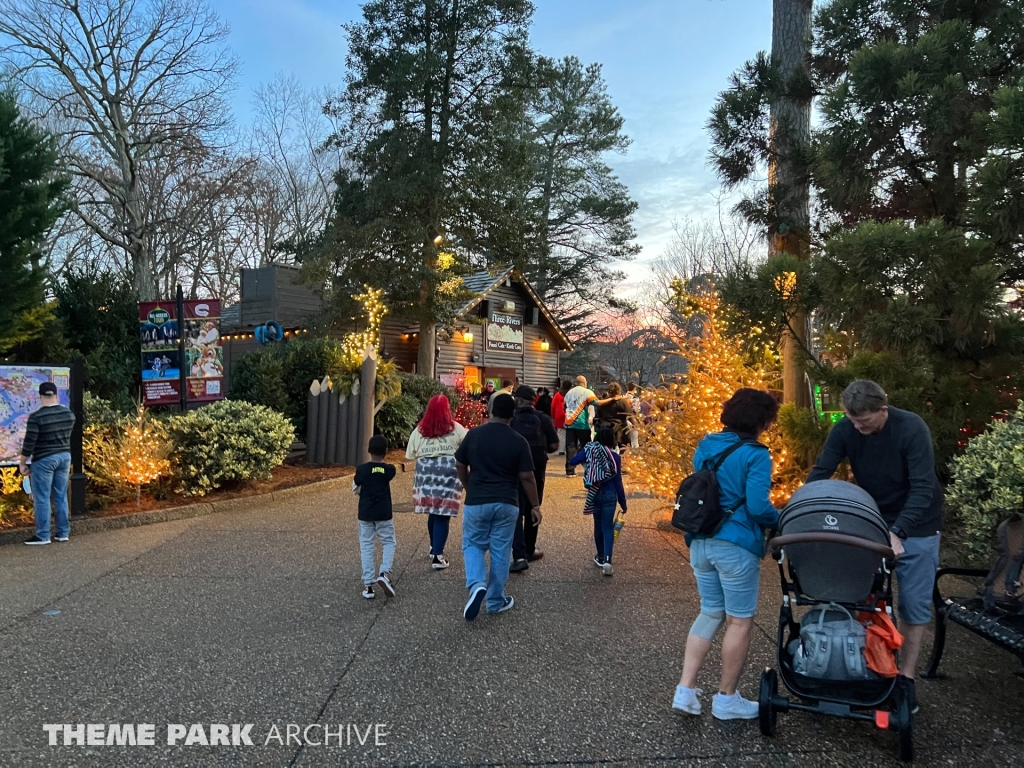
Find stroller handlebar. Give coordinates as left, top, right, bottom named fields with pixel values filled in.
left=768, top=532, right=895, bottom=561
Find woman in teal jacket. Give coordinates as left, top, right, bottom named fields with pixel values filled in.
left=672, top=388, right=780, bottom=721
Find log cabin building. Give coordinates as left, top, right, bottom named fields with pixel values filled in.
left=220, top=265, right=573, bottom=391
left=378, top=267, right=573, bottom=391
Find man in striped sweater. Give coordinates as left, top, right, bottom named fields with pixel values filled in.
left=19, top=382, right=76, bottom=545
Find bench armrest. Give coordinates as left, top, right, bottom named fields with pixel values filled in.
left=932, top=566, right=988, bottom=606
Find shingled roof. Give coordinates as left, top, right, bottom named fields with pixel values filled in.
left=457, top=267, right=573, bottom=351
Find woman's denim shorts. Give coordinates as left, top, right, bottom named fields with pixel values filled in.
left=689, top=537, right=762, bottom=619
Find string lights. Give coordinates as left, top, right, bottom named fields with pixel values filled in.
left=629, top=284, right=800, bottom=506
left=114, top=403, right=171, bottom=506
left=341, top=285, right=389, bottom=367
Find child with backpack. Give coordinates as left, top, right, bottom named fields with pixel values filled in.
left=568, top=427, right=627, bottom=576
left=671, top=388, right=779, bottom=721
left=352, top=435, right=398, bottom=600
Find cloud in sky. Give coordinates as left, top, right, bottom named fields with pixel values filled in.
left=212, top=0, right=772, bottom=279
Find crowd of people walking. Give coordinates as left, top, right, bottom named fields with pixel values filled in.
left=18, top=369, right=939, bottom=727
left=350, top=374, right=942, bottom=724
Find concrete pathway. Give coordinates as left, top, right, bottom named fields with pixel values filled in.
left=1, top=470, right=1022, bottom=766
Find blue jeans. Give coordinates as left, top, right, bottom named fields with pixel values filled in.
left=358, top=520, right=396, bottom=585
left=462, top=502, right=519, bottom=612
left=427, top=514, right=451, bottom=556
left=592, top=493, right=617, bottom=561
left=689, top=537, right=761, bottom=619
left=30, top=452, right=71, bottom=541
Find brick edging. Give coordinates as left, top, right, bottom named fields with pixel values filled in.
left=0, top=472, right=361, bottom=547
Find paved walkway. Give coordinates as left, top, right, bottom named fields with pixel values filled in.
left=2, top=470, right=1023, bottom=766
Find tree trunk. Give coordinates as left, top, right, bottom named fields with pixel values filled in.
left=769, top=0, right=813, bottom=406
left=417, top=295, right=437, bottom=379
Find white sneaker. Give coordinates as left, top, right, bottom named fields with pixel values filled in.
left=712, top=691, right=759, bottom=720
left=672, top=686, right=702, bottom=715
left=432, top=554, right=450, bottom=570
left=602, top=561, right=614, bottom=576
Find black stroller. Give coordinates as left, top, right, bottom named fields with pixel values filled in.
left=759, top=480, right=914, bottom=762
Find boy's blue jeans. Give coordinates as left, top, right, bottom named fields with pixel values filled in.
left=462, top=502, right=518, bottom=611
left=358, top=520, right=396, bottom=585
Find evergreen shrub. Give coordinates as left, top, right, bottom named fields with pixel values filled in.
left=397, top=372, right=456, bottom=411
left=228, top=349, right=288, bottom=414
left=947, top=402, right=1024, bottom=563
left=168, top=400, right=294, bottom=496
left=376, top=394, right=423, bottom=449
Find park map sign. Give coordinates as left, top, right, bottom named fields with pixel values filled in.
left=139, top=299, right=224, bottom=406
left=0, top=367, right=71, bottom=466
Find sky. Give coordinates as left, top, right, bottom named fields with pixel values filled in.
left=212, top=0, right=773, bottom=285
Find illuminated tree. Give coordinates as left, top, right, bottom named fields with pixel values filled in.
left=115, top=403, right=171, bottom=506
left=629, top=281, right=799, bottom=506
left=340, top=285, right=388, bottom=369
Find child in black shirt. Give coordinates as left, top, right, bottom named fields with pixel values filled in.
left=353, top=435, right=398, bottom=599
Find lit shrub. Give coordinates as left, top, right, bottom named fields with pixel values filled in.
left=83, top=397, right=169, bottom=507
left=168, top=400, right=295, bottom=496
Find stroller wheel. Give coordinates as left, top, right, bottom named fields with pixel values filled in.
left=896, top=696, right=914, bottom=763
left=758, top=668, right=778, bottom=737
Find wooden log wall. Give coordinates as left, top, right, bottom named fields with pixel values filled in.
left=305, top=348, right=378, bottom=466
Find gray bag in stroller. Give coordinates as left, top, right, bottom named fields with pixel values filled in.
left=791, top=602, right=875, bottom=681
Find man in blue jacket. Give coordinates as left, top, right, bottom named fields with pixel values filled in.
left=807, top=379, right=943, bottom=714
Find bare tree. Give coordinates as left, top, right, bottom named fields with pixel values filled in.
left=596, top=315, right=682, bottom=386
left=652, top=207, right=765, bottom=286
left=248, top=74, right=342, bottom=261
left=0, top=0, right=238, bottom=299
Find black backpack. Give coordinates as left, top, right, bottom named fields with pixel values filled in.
left=672, top=439, right=766, bottom=535
left=980, top=513, right=1024, bottom=613
left=511, top=408, right=549, bottom=466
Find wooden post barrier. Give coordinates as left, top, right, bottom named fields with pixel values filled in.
left=306, top=378, right=321, bottom=464
left=357, top=347, right=377, bottom=466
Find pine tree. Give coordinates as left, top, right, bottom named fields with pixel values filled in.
left=0, top=88, right=66, bottom=352
left=320, top=0, right=533, bottom=376
left=711, top=0, right=1024, bottom=468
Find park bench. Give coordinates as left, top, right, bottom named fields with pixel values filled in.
left=921, top=520, right=1024, bottom=675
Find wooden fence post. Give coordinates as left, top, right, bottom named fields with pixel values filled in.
left=326, top=380, right=339, bottom=464
left=315, top=375, right=330, bottom=465
left=357, top=347, right=377, bottom=465
left=306, top=378, right=321, bottom=464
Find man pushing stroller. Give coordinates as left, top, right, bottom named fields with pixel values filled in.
left=807, top=380, right=943, bottom=714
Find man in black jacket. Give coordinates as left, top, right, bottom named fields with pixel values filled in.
left=807, top=380, right=942, bottom=713
left=509, top=385, right=559, bottom=571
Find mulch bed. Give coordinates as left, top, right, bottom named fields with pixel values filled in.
left=0, top=449, right=411, bottom=531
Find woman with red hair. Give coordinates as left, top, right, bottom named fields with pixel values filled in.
left=406, top=394, right=467, bottom=569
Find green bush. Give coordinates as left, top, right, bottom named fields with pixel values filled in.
left=947, top=402, right=1024, bottom=564
left=397, top=372, right=456, bottom=411
left=375, top=393, right=423, bottom=449
left=283, top=337, right=350, bottom=433
left=228, top=348, right=288, bottom=414
left=167, top=400, right=295, bottom=496
left=84, top=392, right=122, bottom=432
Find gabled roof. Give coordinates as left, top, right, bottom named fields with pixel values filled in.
left=457, top=267, right=574, bottom=351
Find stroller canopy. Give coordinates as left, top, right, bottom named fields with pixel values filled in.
left=777, top=480, right=890, bottom=603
